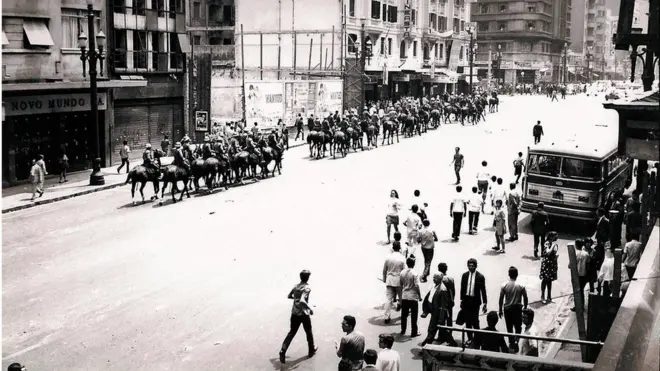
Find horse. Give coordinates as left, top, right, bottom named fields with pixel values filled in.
left=230, top=150, right=250, bottom=184
left=189, top=158, right=207, bottom=192
left=488, top=96, right=499, bottom=112
left=366, top=122, right=379, bottom=148
left=331, top=130, right=348, bottom=158
left=125, top=165, right=160, bottom=205
left=430, top=108, right=441, bottom=129
left=381, top=119, right=399, bottom=146
left=204, top=155, right=230, bottom=190
left=307, top=130, right=320, bottom=158
left=258, top=143, right=282, bottom=178
left=159, top=164, right=191, bottom=204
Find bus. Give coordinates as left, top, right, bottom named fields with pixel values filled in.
left=521, top=137, right=633, bottom=222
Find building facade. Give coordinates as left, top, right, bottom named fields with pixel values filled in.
left=470, top=0, right=571, bottom=84
left=345, top=0, right=471, bottom=102
left=569, top=0, right=586, bottom=54
left=585, top=0, right=608, bottom=80
left=1, top=0, right=150, bottom=184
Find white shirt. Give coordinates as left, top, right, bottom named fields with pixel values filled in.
left=468, top=193, right=484, bottom=213
left=477, top=170, right=490, bottom=182
left=383, top=252, right=406, bottom=287
left=519, top=324, right=539, bottom=356
left=599, top=257, right=615, bottom=281
left=405, top=213, right=422, bottom=234
left=492, top=185, right=507, bottom=203
left=376, top=348, right=401, bottom=371
left=387, top=198, right=401, bottom=216
left=413, top=196, right=427, bottom=211
left=466, top=271, right=476, bottom=296
left=451, top=195, right=466, bottom=214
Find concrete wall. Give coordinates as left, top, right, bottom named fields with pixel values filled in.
left=2, top=0, right=108, bottom=83
left=210, top=67, right=242, bottom=121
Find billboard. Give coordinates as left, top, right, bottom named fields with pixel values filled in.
left=315, top=81, right=343, bottom=118
left=245, top=81, right=284, bottom=128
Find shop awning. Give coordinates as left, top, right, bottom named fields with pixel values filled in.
left=399, top=58, right=420, bottom=72
left=437, top=68, right=459, bottom=79
left=23, top=19, right=54, bottom=47
left=177, top=33, right=191, bottom=53
left=2, top=79, right=149, bottom=91
left=2, top=31, right=9, bottom=46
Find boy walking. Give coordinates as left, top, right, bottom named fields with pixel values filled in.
left=117, top=140, right=131, bottom=174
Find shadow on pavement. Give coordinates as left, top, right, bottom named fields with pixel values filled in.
left=268, top=354, right=309, bottom=370
left=368, top=315, right=401, bottom=327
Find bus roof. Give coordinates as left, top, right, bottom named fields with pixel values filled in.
left=529, top=131, right=619, bottom=161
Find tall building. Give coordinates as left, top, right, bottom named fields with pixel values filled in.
left=570, top=0, right=586, bottom=54
left=585, top=0, right=608, bottom=80
left=346, top=0, right=472, bottom=101
left=470, top=0, right=571, bottom=84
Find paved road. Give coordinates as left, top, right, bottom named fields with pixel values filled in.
left=2, top=95, right=618, bottom=370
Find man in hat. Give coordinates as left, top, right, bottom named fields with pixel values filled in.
left=142, top=143, right=159, bottom=172
left=181, top=133, right=192, bottom=145
left=279, top=269, right=317, bottom=364
left=172, top=142, right=190, bottom=172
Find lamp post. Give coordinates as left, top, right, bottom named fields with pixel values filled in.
left=563, top=42, right=568, bottom=84
left=586, top=46, right=593, bottom=84
left=496, top=44, right=502, bottom=85
left=78, top=0, right=106, bottom=185
left=465, top=24, right=476, bottom=94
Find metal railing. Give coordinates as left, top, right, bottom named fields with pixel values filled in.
left=437, top=325, right=604, bottom=352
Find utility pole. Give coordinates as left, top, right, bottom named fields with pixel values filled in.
left=360, top=22, right=366, bottom=112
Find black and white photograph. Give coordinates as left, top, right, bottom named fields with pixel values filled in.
left=1, top=0, right=659, bottom=370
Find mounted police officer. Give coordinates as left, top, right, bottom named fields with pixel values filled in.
left=172, top=142, right=191, bottom=172
left=142, top=143, right=160, bottom=171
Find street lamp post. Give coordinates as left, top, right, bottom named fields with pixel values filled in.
left=78, top=0, right=106, bottom=185
left=563, top=42, right=568, bottom=84
left=465, top=24, right=476, bottom=94
left=496, top=44, right=502, bottom=85
left=586, top=46, right=593, bottom=84
left=357, top=22, right=373, bottom=112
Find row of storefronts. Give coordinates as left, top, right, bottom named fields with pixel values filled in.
left=364, top=69, right=461, bottom=102
left=2, top=78, right=186, bottom=184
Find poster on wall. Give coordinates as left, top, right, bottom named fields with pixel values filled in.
left=284, top=82, right=312, bottom=126
left=195, top=111, right=209, bottom=132
left=315, top=81, right=343, bottom=118
left=245, top=82, right=285, bottom=129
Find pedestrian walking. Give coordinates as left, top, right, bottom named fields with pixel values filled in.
left=551, top=89, right=559, bottom=102
left=418, top=220, right=438, bottom=282
left=570, top=239, right=591, bottom=311
left=540, top=231, right=559, bottom=304
left=383, top=242, right=406, bottom=324
left=584, top=238, right=597, bottom=293
left=533, top=120, right=544, bottom=144
left=420, top=273, right=456, bottom=346
left=450, top=147, right=465, bottom=185
left=36, top=154, right=47, bottom=175
left=459, top=258, right=488, bottom=343
left=438, top=263, right=456, bottom=326
left=450, top=186, right=467, bottom=242
left=518, top=308, right=540, bottom=356
left=404, top=205, right=423, bottom=255
left=386, top=190, right=402, bottom=243
left=279, top=270, right=318, bottom=364
left=335, top=315, right=366, bottom=370
left=295, top=114, right=305, bottom=140
left=400, top=257, right=422, bottom=336
left=513, top=152, right=525, bottom=184
left=161, top=135, right=171, bottom=156
left=376, top=334, right=400, bottom=371
left=468, top=186, right=484, bottom=234
left=531, top=202, right=550, bottom=258
left=491, top=178, right=507, bottom=209
left=506, top=183, right=521, bottom=242
left=58, top=148, right=69, bottom=183
left=492, top=200, right=507, bottom=253
left=598, top=246, right=616, bottom=297
left=476, top=161, right=491, bottom=211
left=117, top=140, right=131, bottom=174
left=593, top=208, right=610, bottom=270
left=625, top=199, right=643, bottom=241
left=29, top=159, right=45, bottom=201
left=623, top=234, right=642, bottom=279
left=498, top=266, right=529, bottom=353
left=471, top=311, right=509, bottom=353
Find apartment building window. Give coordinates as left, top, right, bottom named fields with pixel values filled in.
left=411, top=9, right=416, bottom=25
left=168, top=0, right=185, bottom=19
left=380, top=37, right=385, bottom=54
left=400, top=40, right=407, bottom=58
left=460, top=20, right=465, bottom=32
left=439, top=16, right=447, bottom=31
left=133, top=31, right=148, bottom=69
left=169, top=33, right=184, bottom=69
left=499, top=4, right=507, bottom=12
left=478, top=22, right=489, bottom=32
left=349, top=0, right=355, bottom=16
left=382, top=4, right=387, bottom=21
left=155, top=0, right=166, bottom=17
left=348, top=33, right=358, bottom=53
left=480, top=4, right=488, bottom=13
left=388, top=5, right=398, bottom=23
left=542, top=21, right=550, bottom=32
left=429, top=13, right=436, bottom=29
left=113, top=29, right=127, bottom=68
left=498, top=22, right=507, bottom=31
left=453, top=17, right=459, bottom=32
left=20, top=18, right=55, bottom=49
left=459, top=45, right=463, bottom=60
left=439, top=43, right=443, bottom=59
left=193, top=35, right=201, bottom=45
left=544, top=3, right=552, bottom=13
left=413, top=40, right=417, bottom=57
left=131, top=0, right=146, bottom=15
left=527, top=4, right=536, bottom=12
left=388, top=37, right=392, bottom=55
left=371, top=1, right=381, bottom=19
left=527, top=21, right=536, bottom=30
left=61, top=9, right=101, bottom=49
left=193, top=1, right=201, bottom=19
left=519, top=42, right=532, bottom=52
left=423, top=44, right=429, bottom=59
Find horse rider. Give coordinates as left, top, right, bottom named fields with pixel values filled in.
left=181, top=134, right=192, bottom=146
left=268, top=129, right=284, bottom=155
left=172, top=142, right=191, bottom=172
left=244, top=135, right=261, bottom=158
left=201, top=138, right=214, bottom=159
left=313, top=118, right=322, bottom=132
left=143, top=143, right=160, bottom=172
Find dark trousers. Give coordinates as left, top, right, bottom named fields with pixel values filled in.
left=508, top=212, right=519, bottom=238
left=452, top=212, right=464, bottom=238
left=503, top=305, right=523, bottom=349
left=117, top=158, right=130, bottom=173
left=295, top=127, right=304, bottom=140
left=626, top=265, right=636, bottom=279
left=477, top=181, right=489, bottom=203
left=401, top=300, right=419, bottom=335
left=425, top=311, right=455, bottom=345
left=533, top=233, right=546, bottom=254
left=462, top=301, right=481, bottom=340
left=454, top=167, right=461, bottom=184
left=534, top=135, right=541, bottom=144
left=601, top=281, right=612, bottom=297
left=468, top=211, right=480, bottom=231
left=281, top=314, right=315, bottom=354
left=421, top=248, right=434, bottom=279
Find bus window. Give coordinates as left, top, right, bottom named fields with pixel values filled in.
left=562, top=158, right=602, bottom=180
left=528, top=154, right=562, bottom=177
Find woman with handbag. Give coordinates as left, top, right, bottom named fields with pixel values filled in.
left=59, top=149, right=69, bottom=183
left=540, top=231, right=559, bottom=304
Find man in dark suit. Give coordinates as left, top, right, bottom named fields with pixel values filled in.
left=460, top=258, right=488, bottom=344
left=530, top=202, right=550, bottom=258
left=437, top=262, right=456, bottom=326
left=421, top=273, right=456, bottom=346
left=593, top=208, right=610, bottom=270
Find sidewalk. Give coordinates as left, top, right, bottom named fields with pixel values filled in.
left=2, top=138, right=308, bottom=214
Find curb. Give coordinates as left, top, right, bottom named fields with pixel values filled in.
left=2, top=143, right=307, bottom=214
left=543, top=295, right=577, bottom=359
left=2, top=182, right=127, bottom=214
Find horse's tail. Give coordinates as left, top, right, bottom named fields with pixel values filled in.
left=125, top=171, right=133, bottom=184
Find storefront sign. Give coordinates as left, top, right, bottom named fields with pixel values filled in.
left=403, top=2, right=412, bottom=38
left=3, top=93, right=108, bottom=116
left=195, top=111, right=209, bottom=132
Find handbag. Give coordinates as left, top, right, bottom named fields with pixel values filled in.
left=455, top=309, right=466, bottom=326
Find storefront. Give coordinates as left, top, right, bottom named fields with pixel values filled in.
left=2, top=92, right=108, bottom=182
left=391, top=72, right=423, bottom=101
left=422, top=71, right=459, bottom=97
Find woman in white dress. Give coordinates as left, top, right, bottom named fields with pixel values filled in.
left=386, top=190, right=401, bottom=244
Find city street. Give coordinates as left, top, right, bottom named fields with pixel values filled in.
left=2, top=94, right=619, bottom=370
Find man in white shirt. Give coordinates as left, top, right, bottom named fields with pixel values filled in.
left=404, top=205, right=423, bottom=257
left=450, top=186, right=467, bottom=242
left=598, top=247, right=615, bottom=297
left=383, top=242, right=406, bottom=323
left=468, top=186, right=484, bottom=234
left=518, top=308, right=539, bottom=357
left=376, top=334, right=400, bottom=371
left=491, top=178, right=507, bottom=210
left=476, top=161, right=491, bottom=211
left=623, top=234, right=642, bottom=279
